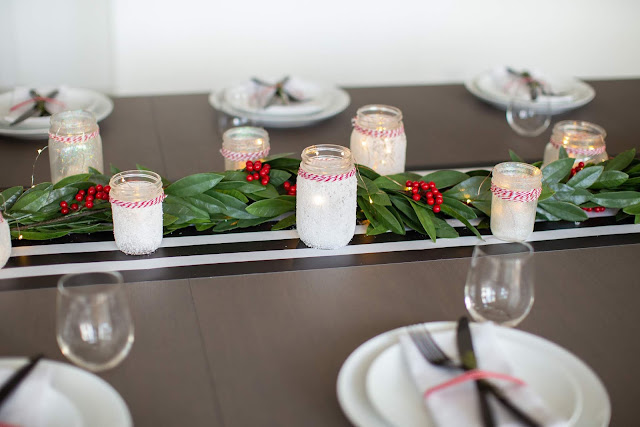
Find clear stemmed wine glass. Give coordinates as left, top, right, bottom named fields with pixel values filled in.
left=506, top=74, right=551, bottom=137
left=464, top=242, right=534, bottom=327
left=56, top=271, right=134, bottom=372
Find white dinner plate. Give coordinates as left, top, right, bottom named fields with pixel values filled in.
left=337, top=322, right=610, bottom=427
left=0, top=87, right=114, bottom=139
left=464, top=67, right=595, bottom=115
left=0, top=358, right=132, bottom=427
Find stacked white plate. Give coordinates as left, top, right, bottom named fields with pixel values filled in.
left=465, top=67, right=595, bottom=115
left=209, top=77, right=350, bottom=128
left=337, top=322, right=610, bottom=427
left=0, top=87, right=114, bottom=139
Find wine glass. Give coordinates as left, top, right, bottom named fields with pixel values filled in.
left=56, top=271, right=134, bottom=372
left=506, top=74, right=551, bottom=137
left=464, top=242, right=534, bottom=327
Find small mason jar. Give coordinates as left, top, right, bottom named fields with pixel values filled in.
left=109, top=170, right=165, bottom=255
left=350, top=104, right=406, bottom=175
left=0, top=212, right=10, bottom=269
left=490, top=162, right=542, bottom=242
left=48, top=110, right=104, bottom=184
left=296, top=145, right=357, bottom=249
left=220, top=126, right=270, bottom=170
left=542, top=121, right=608, bottom=167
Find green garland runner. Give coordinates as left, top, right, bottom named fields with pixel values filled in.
left=2, top=148, right=640, bottom=242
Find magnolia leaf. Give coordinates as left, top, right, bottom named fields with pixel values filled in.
left=271, top=214, right=296, bottom=230
left=165, top=173, right=224, bottom=197
left=411, top=201, right=436, bottom=242
left=509, top=150, right=524, bottom=163
left=542, top=158, right=574, bottom=183
left=605, top=148, right=636, bottom=171
left=9, top=189, right=50, bottom=213
left=558, top=146, right=569, bottom=159
left=538, top=200, right=588, bottom=221
left=444, top=176, right=491, bottom=201
left=589, top=170, right=628, bottom=189
left=421, top=170, right=470, bottom=189
left=591, top=191, right=640, bottom=208
left=441, top=196, right=476, bottom=220
left=0, top=186, right=23, bottom=211
left=266, top=169, right=291, bottom=187
left=246, top=199, right=295, bottom=218
left=567, top=166, right=603, bottom=188
left=53, top=174, right=91, bottom=189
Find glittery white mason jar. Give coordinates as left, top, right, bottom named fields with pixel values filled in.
left=109, top=170, right=165, bottom=255
left=48, top=110, right=104, bottom=184
left=542, top=121, right=608, bottom=168
left=490, top=163, right=542, bottom=242
left=296, top=145, right=357, bottom=250
left=350, top=104, right=406, bottom=175
left=220, top=126, right=270, bottom=171
left=0, top=212, right=10, bottom=269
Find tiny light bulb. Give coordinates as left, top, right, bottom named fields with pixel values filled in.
left=369, top=197, right=373, bottom=204
left=18, top=234, right=23, bottom=240
left=467, top=199, right=472, bottom=204
left=37, top=149, right=42, bottom=154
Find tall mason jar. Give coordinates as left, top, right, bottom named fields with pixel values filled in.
left=542, top=121, right=608, bottom=167
left=350, top=105, right=406, bottom=175
left=490, top=162, right=542, bottom=242
left=0, top=212, right=10, bottom=269
left=220, top=126, right=270, bottom=170
left=48, top=110, right=104, bottom=184
left=296, top=145, right=357, bottom=249
left=109, top=170, right=165, bottom=255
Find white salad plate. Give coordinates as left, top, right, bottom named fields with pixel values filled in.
left=337, top=322, right=610, bottom=427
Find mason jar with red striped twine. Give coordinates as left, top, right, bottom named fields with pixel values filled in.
left=351, top=118, right=405, bottom=139
left=297, top=167, right=356, bottom=183
left=219, top=147, right=270, bottom=162
left=48, top=130, right=100, bottom=143
left=549, top=136, right=606, bottom=156
left=109, top=192, right=166, bottom=209
left=490, top=184, right=542, bottom=203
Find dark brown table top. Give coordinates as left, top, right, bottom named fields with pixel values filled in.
left=1, top=81, right=639, bottom=426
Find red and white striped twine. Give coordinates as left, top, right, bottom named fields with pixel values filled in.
left=0, top=212, right=4, bottom=223
left=549, top=138, right=606, bottom=156
left=298, top=167, right=356, bottom=183
left=49, top=130, right=100, bottom=143
left=351, top=118, right=404, bottom=138
left=220, top=148, right=270, bottom=162
left=109, top=193, right=167, bottom=209
left=491, top=184, right=541, bottom=202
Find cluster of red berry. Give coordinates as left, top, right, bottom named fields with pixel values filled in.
left=406, top=180, right=443, bottom=213
left=569, top=161, right=586, bottom=177
left=283, top=181, right=297, bottom=196
left=582, top=206, right=606, bottom=213
left=59, top=184, right=110, bottom=215
left=245, top=161, right=271, bottom=186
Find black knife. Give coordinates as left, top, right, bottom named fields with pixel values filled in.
left=9, top=89, right=59, bottom=126
left=457, top=317, right=496, bottom=427
left=0, top=354, right=44, bottom=408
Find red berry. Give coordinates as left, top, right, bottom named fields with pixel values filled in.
left=61, top=207, right=70, bottom=215
left=263, top=163, right=270, bottom=170
left=104, top=185, right=111, bottom=193
left=246, top=160, right=253, bottom=167
left=597, top=207, right=606, bottom=212
left=259, top=169, right=268, bottom=177
left=290, top=185, right=297, bottom=192
left=585, top=207, right=593, bottom=212
left=60, top=201, right=68, bottom=208
left=433, top=205, right=441, bottom=213
left=95, top=192, right=104, bottom=200
left=71, top=203, right=79, bottom=211
left=96, top=184, right=103, bottom=192
left=102, top=192, right=110, bottom=200
left=412, top=193, right=421, bottom=201
left=283, top=181, right=291, bottom=190
left=246, top=175, right=254, bottom=181
left=254, top=161, right=262, bottom=171
left=86, top=195, right=94, bottom=203
left=261, top=178, right=269, bottom=186
left=429, top=181, right=436, bottom=188
left=79, top=189, right=85, bottom=195
left=85, top=201, right=94, bottom=209
left=420, top=182, right=429, bottom=190
left=88, top=186, right=96, bottom=195
left=75, top=194, right=83, bottom=201
left=436, top=198, right=443, bottom=205
left=432, top=189, right=439, bottom=195
left=427, top=198, right=435, bottom=206
left=246, top=164, right=254, bottom=172
left=578, top=162, right=585, bottom=168
left=406, top=180, right=413, bottom=187
left=412, top=187, right=419, bottom=194
left=426, top=191, right=433, bottom=198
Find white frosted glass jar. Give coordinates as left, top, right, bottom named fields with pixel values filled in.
left=220, top=126, right=270, bottom=170
left=490, top=162, right=542, bottom=242
left=296, top=145, right=357, bottom=250
left=49, top=110, right=104, bottom=184
left=109, top=170, right=165, bottom=255
left=350, top=104, right=406, bottom=175
left=542, top=121, right=608, bottom=167
left=0, top=212, right=10, bottom=269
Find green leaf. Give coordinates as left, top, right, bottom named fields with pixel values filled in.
left=271, top=214, right=296, bottom=230
left=433, top=219, right=459, bottom=238
left=195, top=223, right=215, bottom=231
left=567, top=166, right=603, bottom=188
left=421, top=170, right=470, bottom=189
left=589, top=170, right=628, bottom=189
left=222, top=170, right=248, bottom=181
left=365, top=223, right=391, bottom=236
left=0, top=186, right=23, bottom=211
left=53, top=174, right=91, bottom=189
left=205, top=191, right=257, bottom=219
left=215, top=180, right=267, bottom=194
left=213, top=189, right=249, bottom=203
left=263, top=157, right=300, bottom=172
left=165, top=173, right=224, bottom=197
left=373, top=175, right=405, bottom=191
left=538, top=184, right=555, bottom=201
left=385, top=172, right=421, bottom=184
left=542, top=158, right=574, bottom=183
left=558, top=146, right=569, bottom=159
left=262, top=152, right=295, bottom=162
left=41, top=187, right=79, bottom=213
left=110, top=165, right=121, bottom=175
left=11, top=230, right=68, bottom=240
left=163, top=195, right=210, bottom=223
left=212, top=219, right=239, bottom=232
left=538, top=200, right=588, bottom=221
left=548, top=183, right=591, bottom=205
left=591, top=191, right=640, bottom=208
left=441, top=196, right=477, bottom=220
left=411, top=202, right=436, bottom=242
left=185, top=193, right=226, bottom=215
left=509, top=150, right=524, bottom=163
left=237, top=217, right=273, bottom=228
left=267, top=169, right=291, bottom=187
left=252, top=184, right=280, bottom=199
left=356, top=174, right=380, bottom=192
left=439, top=204, right=483, bottom=240
left=163, top=213, right=179, bottom=226
left=471, top=200, right=491, bottom=217
left=444, top=176, right=491, bottom=201
left=357, top=197, right=381, bottom=228
left=356, top=164, right=381, bottom=181
left=372, top=204, right=405, bottom=235
left=466, top=170, right=491, bottom=177
left=605, top=148, right=636, bottom=171
left=246, top=199, right=295, bottom=218
left=9, top=189, right=50, bottom=212
left=536, top=206, right=561, bottom=221
left=624, top=163, right=640, bottom=175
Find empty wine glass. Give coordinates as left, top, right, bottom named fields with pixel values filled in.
left=506, top=74, right=551, bottom=137
left=56, top=271, right=134, bottom=372
left=464, top=242, right=534, bottom=327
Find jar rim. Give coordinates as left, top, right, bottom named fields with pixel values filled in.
left=109, top=170, right=163, bottom=200
left=356, top=104, right=403, bottom=125
left=492, top=162, right=542, bottom=189
left=301, top=144, right=354, bottom=175
left=552, top=120, right=606, bottom=142
left=49, top=109, right=98, bottom=134
left=222, top=126, right=269, bottom=141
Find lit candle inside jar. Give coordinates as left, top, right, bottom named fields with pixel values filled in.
left=220, top=127, right=270, bottom=170
left=350, top=104, right=406, bottom=175
left=542, top=121, right=608, bottom=167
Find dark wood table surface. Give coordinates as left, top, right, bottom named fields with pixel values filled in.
left=1, top=81, right=640, bottom=426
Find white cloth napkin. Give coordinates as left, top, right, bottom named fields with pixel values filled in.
left=477, top=67, right=575, bottom=105
left=0, top=364, right=82, bottom=427
left=399, top=323, right=568, bottom=427
left=2, top=87, right=65, bottom=125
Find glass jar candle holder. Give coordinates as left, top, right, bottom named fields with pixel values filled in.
left=0, top=212, right=10, bottom=269
left=109, top=170, right=165, bottom=255
left=490, top=162, right=542, bottom=242
left=296, top=144, right=357, bottom=249
left=48, top=110, right=104, bottom=184
left=350, top=104, right=406, bottom=175
left=542, top=121, right=608, bottom=167
left=220, top=126, right=270, bottom=170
